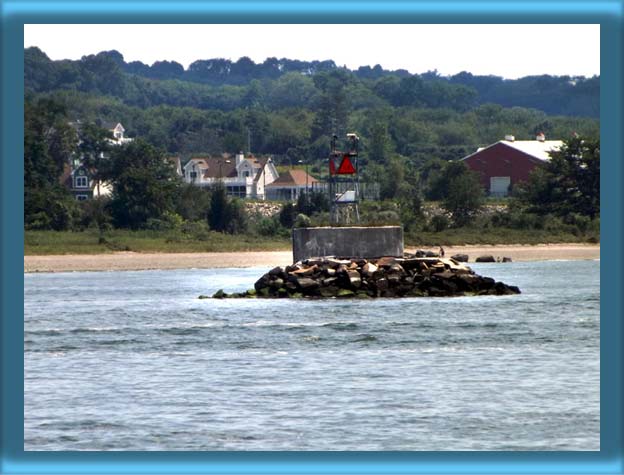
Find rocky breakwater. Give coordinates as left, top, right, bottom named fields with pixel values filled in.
left=208, top=256, right=520, bottom=299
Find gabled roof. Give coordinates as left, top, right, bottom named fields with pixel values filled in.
left=184, top=157, right=210, bottom=169
left=101, top=121, right=124, bottom=132
left=465, top=139, right=563, bottom=162
left=184, top=156, right=237, bottom=178
left=244, top=156, right=266, bottom=169
left=203, top=159, right=237, bottom=178
left=266, top=169, right=319, bottom=187
left=246, top=157, right=272, bottom=182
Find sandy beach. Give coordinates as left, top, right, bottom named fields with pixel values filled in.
left=24, top=244, right=599, bottom=273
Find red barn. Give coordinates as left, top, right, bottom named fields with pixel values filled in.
left=461, top=134, right=563, bottom=197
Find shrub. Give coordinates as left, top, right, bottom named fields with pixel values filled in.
left=145, top=211, right=183, bottom=231
left=256, top=216, right=286, bottom=237
left=25, top=188, right=80, bottom=231
left=180, top=220, right=210, bottom=240
left=77, top=197, right=112, bottom=233
left=427, top=214, right=450, bottom=232
left=364, top=210, right=400, bottom=225
left=224, top=199, right=248, bottom=234
left=208, top=184, right=248, bottom=234
left=294, top=213, right=311, bottom=228
left=279, top=203, right=297, bottom=228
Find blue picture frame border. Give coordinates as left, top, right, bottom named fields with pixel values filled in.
left=2, top=1, right=622, bottom=473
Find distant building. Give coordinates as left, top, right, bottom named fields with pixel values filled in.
left=460, top=133, right=563, bottom=197
left=182, top=152, right=279, bottom=199
left=62, top=121, right=134, bottom=200
left=100, top=121, right=134, bottom=145
left=265, top=169, right=321, bottom=201
left=59, top=164, right=97, bottom=201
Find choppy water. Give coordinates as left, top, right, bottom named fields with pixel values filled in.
left=24, top=260, right=600, bottom=451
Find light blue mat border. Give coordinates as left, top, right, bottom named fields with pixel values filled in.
left=1, top=0, right=622, bottom=473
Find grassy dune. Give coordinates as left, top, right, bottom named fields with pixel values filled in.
left=25, top=230, right=290, bottom=255
left=24, top=228, right=597, bottom=256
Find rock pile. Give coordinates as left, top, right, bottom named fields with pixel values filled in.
left=208, top=256, right=520, bottom=299
left=244, top=202, right=282, bottom=218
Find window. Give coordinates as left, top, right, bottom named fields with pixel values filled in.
left=75, top=176, right=88, bottom=188
left=76, top=194, right=89, bottom=201
left=226, top=185, right=247, bottom=198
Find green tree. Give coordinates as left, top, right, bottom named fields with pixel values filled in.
left=367, top=119, right=393, bottom=164
left=378, top=156, right=406, bottom=200
left=78, top=122, right=113, bottom=196
left=279, top=202, right=297, bottom=228
left=208, top=183, right=248, bottom=233
left=78, top=197, right=112, bottom=241
left=175, top=183, right=212, bottom=222
left=397, top=170, right=425, bottom=232
left=311, top=70, right=352, bottom=140
left=208, top=182, right=229, bottom=231
left=108, top=139, right=180, bottom=228
left=267, top=73, right=317, bottom=109
left=309, top=190, right=330, bottom=214
left=427, top=160, right=470, bottom=201
left=224, top=198, right=248, bottom=233
left=517, top=136, right=600, bottom=219
left=24, top=97, right=79, bottom=230
left=442, top=168, right=484, bottom=226
left=419, top=158, right=447, bottom=200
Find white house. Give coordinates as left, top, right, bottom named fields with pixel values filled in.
left=101, top=122, right=134, bottom=145
left=62, top=121, right=134, bottom=200
left=182, top=152, right=279, bottom=199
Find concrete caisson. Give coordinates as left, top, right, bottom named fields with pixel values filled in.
left=292, top=226, right=403, bottom=263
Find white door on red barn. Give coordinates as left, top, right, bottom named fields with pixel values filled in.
left=490, top=176, right=511, bottom=197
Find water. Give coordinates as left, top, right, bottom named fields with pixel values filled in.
left=24, top=260, right=600, bottom=451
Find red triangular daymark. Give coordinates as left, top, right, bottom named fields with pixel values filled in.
left=337, top=154, right=356, bottom=174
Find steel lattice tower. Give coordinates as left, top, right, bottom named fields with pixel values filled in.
left=328, top=134, right=360, bottom=225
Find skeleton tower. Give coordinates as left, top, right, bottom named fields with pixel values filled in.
left=328, top=133, right=360, bottom=225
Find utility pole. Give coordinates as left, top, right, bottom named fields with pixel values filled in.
left=298, top=159, right=309, bottom=214
left=263, top=158, right=268, bottom=201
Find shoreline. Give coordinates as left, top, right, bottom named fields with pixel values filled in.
left=24, top=244, right=600, bottom=273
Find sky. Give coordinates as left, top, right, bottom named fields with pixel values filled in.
left=24, top=24, right=600, bottom=79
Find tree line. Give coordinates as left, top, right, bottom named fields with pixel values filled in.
left=24, top=94, right=599, bottom=243
left=24, top=48, right=600, bottom=243
left=25, top=47, right=599, bottom=176
left=26, top=47, right=599, bottom=118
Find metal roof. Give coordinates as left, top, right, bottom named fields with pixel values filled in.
left=470, top=139, right=563, bottom=162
